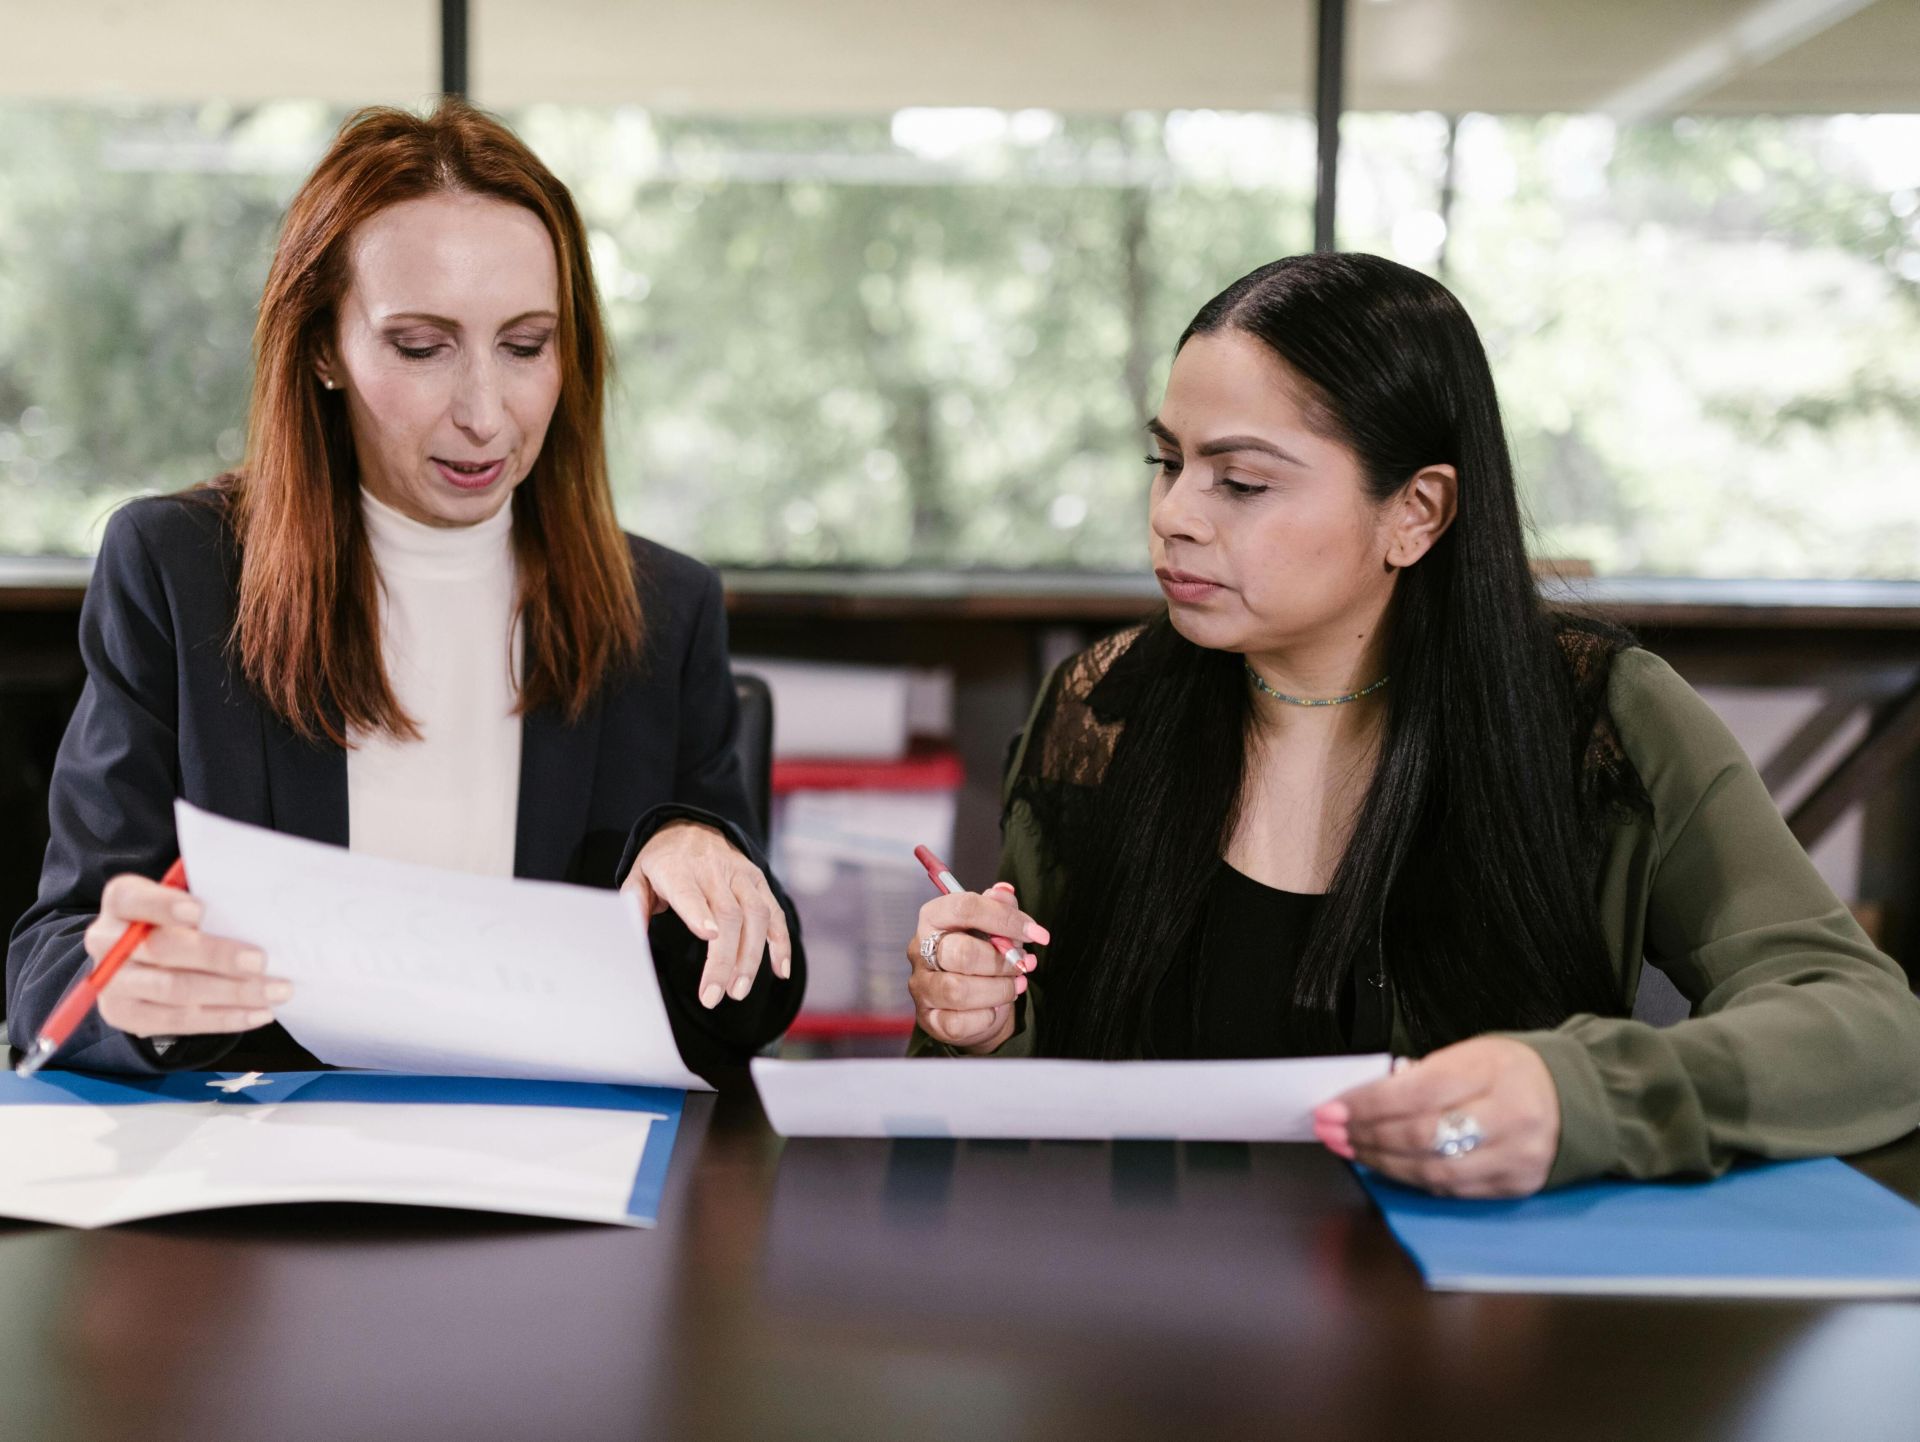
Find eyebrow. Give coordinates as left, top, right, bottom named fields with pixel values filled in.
left=378, top=310, right=559, bottom=331
left=1145, top=419, right=1306, bottom=467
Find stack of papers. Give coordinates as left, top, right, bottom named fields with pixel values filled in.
left=1360, top=1157, right=1920, bottom=1297
left=0, top=1070, right=684, bottom=1228
left=2, top=806, right=714, bottom=1230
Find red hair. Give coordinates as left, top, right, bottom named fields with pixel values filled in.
left=226, top=99, right=640, bottom=745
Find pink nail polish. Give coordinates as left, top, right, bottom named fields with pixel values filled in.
left=1015, top=975, right=1028, bottom=995
left=1026, top=923, right=1051, bottom=945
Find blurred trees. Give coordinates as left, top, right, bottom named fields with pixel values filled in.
left=0, top=100, right=1914, bottom=576
left=0, top=102, right=324, bottom=550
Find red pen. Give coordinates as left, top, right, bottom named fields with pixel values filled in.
left=15, top=858, right=189, bottom=1079
left=913, top=845, right=1031, bottom=974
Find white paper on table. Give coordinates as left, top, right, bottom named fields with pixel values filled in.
left=750, top=1054, right=1391, bottom=1141
left=0, top=1098, right=665, bottom=1228
left=175, top=802, right=709, bottom=1090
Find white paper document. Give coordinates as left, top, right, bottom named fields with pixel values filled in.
left=751, top=1054, right=1392, bottom=1141
left=175, top=802, right=708, bottom=1090
left=0, top=1073, right=682, bottom=1228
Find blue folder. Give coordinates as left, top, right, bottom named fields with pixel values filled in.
left=1359, top=1156, right=1920, bottom=1297
left=0, top=1070, right=685, bottom=1227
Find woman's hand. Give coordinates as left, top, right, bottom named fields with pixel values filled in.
left=908, top=882, right=1047, bottom=1054
left=91, top=874, right=288, bottom=1038
left=623, top=820, right=793, bottom=1010
left=1312, top=1037, right=1561, bottom=1198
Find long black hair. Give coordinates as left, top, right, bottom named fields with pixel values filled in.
left=1039, top=253, right=1628, bottom=1058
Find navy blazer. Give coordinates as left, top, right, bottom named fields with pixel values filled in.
left=5, top=491, right=804, bottom=1082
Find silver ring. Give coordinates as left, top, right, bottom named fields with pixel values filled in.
left=919, top=929, right=947, bottom=971
left=1431, top=1111, right=1483, bottom=1159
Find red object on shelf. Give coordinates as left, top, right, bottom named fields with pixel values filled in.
left=784, top=1011, right=919, bottom=1042
left=771, top=742, right=965, bottom=795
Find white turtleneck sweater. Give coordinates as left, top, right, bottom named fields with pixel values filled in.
left=347, top=487, right=523, bottom=877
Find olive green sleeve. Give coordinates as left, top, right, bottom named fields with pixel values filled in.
left=907, top=667, right=1064, bottom=1059
left=1515, top=649, right=1920, bottom=1185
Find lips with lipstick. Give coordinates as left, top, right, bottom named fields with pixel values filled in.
left=433, top=456, right=506, bottom=491
left=1155, top=567, right=1225, bottom=603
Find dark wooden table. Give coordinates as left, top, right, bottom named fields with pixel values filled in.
left=3, top=1092, right=1918, bottom=1442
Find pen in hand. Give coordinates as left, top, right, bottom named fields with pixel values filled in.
left=15, top=858, right=190, bottom=1079
left=912, top=846, right=1033, bottom=974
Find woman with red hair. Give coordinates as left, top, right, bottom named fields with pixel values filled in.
left=7, top=101, right=802, bottom=1079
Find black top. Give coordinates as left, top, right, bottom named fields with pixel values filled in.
left=1148, top=861, right=1389, bottom=1059
left=4, top=491, right=805, bottom=1083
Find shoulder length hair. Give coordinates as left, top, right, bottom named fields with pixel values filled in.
left=226, top=98, right=640, bottom=745
left=1042, top=253, right=1625, bottom=1059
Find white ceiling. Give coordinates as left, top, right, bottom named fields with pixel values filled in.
left=2, top=0, right=1915, bottom=114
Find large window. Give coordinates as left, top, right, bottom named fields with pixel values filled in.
left=2, top=0, right=1916, bottom=578
left=1340, top=111, right=1920, bottom=577
left=0, top=102, right=340, bottom=552
left=520, top=107, right=1314, bottom=570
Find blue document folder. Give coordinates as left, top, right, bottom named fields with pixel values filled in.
left=0, top=1070, right=685, bottom=1228
left=1359, top=1156, right=1920, bottom=1297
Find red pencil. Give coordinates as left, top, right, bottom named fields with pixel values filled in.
left=14, top=857, right=189, bottom=1079
left=912, top=845, right=1028, bottom=974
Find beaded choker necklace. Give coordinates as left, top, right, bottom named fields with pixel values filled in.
left=1245, top=662, right=1390, bottom=708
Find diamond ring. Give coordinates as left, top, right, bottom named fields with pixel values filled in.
left=918, top=929, right=948, bottom=971
left=1431, top=1111, right=1483, bottom=1159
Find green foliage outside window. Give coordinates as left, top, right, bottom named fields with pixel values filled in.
left=0, top=100, right=1914, bottom=576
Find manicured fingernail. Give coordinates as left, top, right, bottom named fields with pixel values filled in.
left=700, top=984, right=723, bottom=1009
left=172, top=900, right=202, bottom=924
left=237, top=951, right=266, bottom=974
left=1326, top=1139, right=1355, bottom=1160
left=1015, top=975, right=1028, bottom=995
left=265, top=981, right=293, bottom=1002
left=774, top=954, right=790, bottom=980
left=1315, top=1103, right=1349, bottom=1124
left=729, top=973, right=753, bottom=1000
left=245, top=1010, right=272, bottom=1028
left=1024, top=922, right=1051, bottom=944
left=1021, top=953, right=1037, bottom=972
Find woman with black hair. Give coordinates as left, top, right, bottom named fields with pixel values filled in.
left=906, top=253, right=1920, bottom=1197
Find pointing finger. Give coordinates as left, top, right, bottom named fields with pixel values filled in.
left=697, top=893, right=746, bottom=1009
left=724, top=877, right=770, bottom=1001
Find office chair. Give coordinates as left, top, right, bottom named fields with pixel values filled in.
left=732, top=671, right=774, bottom=851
